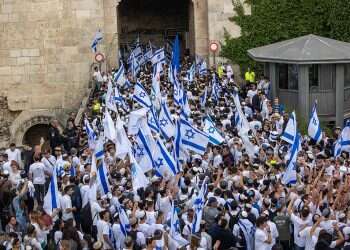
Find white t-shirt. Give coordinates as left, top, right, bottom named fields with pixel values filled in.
left=60, top=194, right=74, bottom=221
left=29, top=162, right=46, bottom=185
left=255, top=228, right=270, bottom=250
left=213, top=154, right=223, bottom=168
left=290, top=213, right=312, bottom=247
left=97, top=220, right=111, bottom=250
left=247, top=89, right=258, bottom=103
left=5, top=148, right=21, bottom=164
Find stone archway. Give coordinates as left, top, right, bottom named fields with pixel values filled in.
left=9, top=110, right=64, bottom=147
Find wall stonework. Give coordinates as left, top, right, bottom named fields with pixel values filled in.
left=0, top=0, right=247, bottom=148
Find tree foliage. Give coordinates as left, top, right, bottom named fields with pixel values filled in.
left=221, top=0, right=350, bottom=72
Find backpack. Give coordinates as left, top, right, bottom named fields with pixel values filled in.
left=80, top=202, right=93, bottom=234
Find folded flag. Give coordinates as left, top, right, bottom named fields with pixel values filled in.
left=129, top=153, right=150, bottom=191
left=103, top=110, right=116, bottom=142
left=308, top=101, right=322, bottom=144
left=114, top=61, right=127, bottom=87
left=281, top=112, right=297, bottom=144
left=43, top=166, right=60, bottom=215
left=204, top=116, right=225, bottom=145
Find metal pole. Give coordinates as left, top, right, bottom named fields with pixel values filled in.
left=213, top=51, right=216, bottom=67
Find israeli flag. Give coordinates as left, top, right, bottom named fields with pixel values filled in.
left=103, top=110, right=116, bottom=142
left=187, top=63, right=195, bottom=83
left=281, top=112, right=297, bottom=144
left=334, top=139, right=342, bottom=157
left=151, top=48, right=166, bottom=65
left=211, top=77, right=221, bottom=102
left=97, top=161, right=110, bottom=195
left=308, top=102, right=322, bottom=143
left=130, top=53, right=140, bottom=78
left=133, top=82, right=152, bottom=108
left=91, top=30, right=103, bottom=53
left=200, top=87, right=207, bottom=108
left=181, top=90, right=191, bottom=119
left=180, top=117, right=209, bottom=155
left=84, top=119, right=97, bottom=149
left=106, top=81, right=118, bottom=113
left=199, top=60, right=207, bottom=76
left=43, top=166, right=60, bottom=215
left=192, top=178, right=208, bottom=233
left=94, top=136, right=104, bottom=160
left=171, top=34, right=180, bottom=73
left=204, top=116, right=225, bottom=145
left=233, top=92, right=250, bottom=133
left=154, top=137, right=178, bottom=178
left=115, top=116, right=132, bottom=160
left=169, top=201, right=189, bottom=247
left=114, top=61, right=127, bottom=87
left=148, top=108, right=160, bottom=134
left=238, top=219, right=255, bottom=250
left=115, top=200, right=131, bottom=237
left=159, top=101, right=175, bottom=140
left=135, top=128, right=156, bottom=173
left=114, top=86, right=128, bottom=111
left=282, top=132, right=300, bottom=185
left=173, top=119, right=182, bottom=173
left=340, top=120, right=350, bottom=153
left=128, top=108, right=148, bottom=135
left=129, top=153, right=150, bottom=191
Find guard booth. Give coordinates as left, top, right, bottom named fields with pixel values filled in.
left=248, top=34, right=350, bottom=126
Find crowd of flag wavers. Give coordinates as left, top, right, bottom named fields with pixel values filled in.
left=1, top=35, right=350, bottom=250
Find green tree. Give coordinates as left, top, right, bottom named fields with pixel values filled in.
left=221, top=0, right=350, bottom=72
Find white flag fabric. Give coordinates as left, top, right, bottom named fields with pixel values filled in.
left=148, top=108, right=160, bottom=134
left=200, top=87, right=207, bottom=108
left=181, top=90, right=191, bottom=119
left=84, top=119, right=97, bottom=150
left=151, top=48, right=166, bottom=65
left=281, top=112, right=297, bottom=144
left=133, top=82, right=152, bottom=108
left=340, top=121, right=350, bottom=154
left=238, top=219, right=255, bottom=250
left=180, top=117, right=209, bottom=155
left=308, top=102, right=322, bottom=143
left=204, top=117, right=225, bottom=145
left=103, top=110, right=116, bottom=142
left=115, top=116, right=132, bottom=160
left=115, top=199, right=131, bottom=237
left=159, top=101, right=175, bottom=140
left=282, top=132, right=300, bottom=185
left=128, top=108, right=148, bottom=135
left=129, top=153, right=150, bottom=191
left=43, top=166, right=60, bottom=215
left=199, top=60, right=207, bottom=76
left=94, top=136, right=104, bottom=160
left=233, top=92, right=250, bottom=133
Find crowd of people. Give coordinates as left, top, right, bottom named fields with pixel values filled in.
left=0, top=53, right=350, bottom=250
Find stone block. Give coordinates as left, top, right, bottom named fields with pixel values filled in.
left=30, top=56, right=44, bottom=65
left=22, top=48, right=40, bottom=57
left=0, top=66, right=11, bottom=75
left=8, top=14, right=19, bottom=22
left=11, top=66, right=24, bottom=75
left=0, top=14, right=9, bottom=23
left=17, top=57, right=30, bottom=65
left=76, top=10, right=90, bottom=19
left=9, top=49, right=21, bottom=58
left=2, top=4, right=14, bottom=14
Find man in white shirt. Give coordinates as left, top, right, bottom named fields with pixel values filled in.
left=5, top=143, right=21, bottom=167
left=255, top=216, right=272, bottom=250
left=60, top=185, right=76, bottom=222
left=29, top=154, right=47, bottom=206
left=97, top=210, right=114, bottom=250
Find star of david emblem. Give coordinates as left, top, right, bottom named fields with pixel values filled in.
left=136, top=145, right=144, bottom=157
left=156, top=158, right=163, bottom=168
left=185, top=129, right=195, bottom=140
left=160, top=118, right=168, bottom=127
left=312, top=117, right=318, bottom=126
left=208, top=127, right=215, bottom=134
left=174, top=89, right=178, bottom=96
left=140, top=91, right=146, bottom=98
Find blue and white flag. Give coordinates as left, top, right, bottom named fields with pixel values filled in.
left=103, top=110, right=116, bottom=142
left=114, top=61, right=127, bottom=87
left=97, top=161, right=110, bottom=196
left=169, top=201, right=189, bottom=246
left=171, top=35, right=180, bottom=73
left=173, top=119, right=182, bottom=173
left=192, top=177, right=208, bottom=233
left=173, top=77, right=183, bottom=106
left=148, top=108, right=160, bottom=134
left=129, top=153, right=150, bottom=191
left=151, top=48, right=166, bottom=65
left=281, top=112, right=297, bottom=144
left=199, top=60, right=207, bottom=76
left=181, top=90, right=191, bottom=119
left=151, top=63, right=162, bottom=107
left=308, top=102, right=322, bottom=143
left=334, top=139, right=342, bottom=158
left=115, top=200, right=130, bottom=237
left=282, top=132, right=300, bottom=185
left=106, top=81, right=118, bottom=113
left=200, top=87, right=207, bottom=108
left=180, top=117, right=209, bottom=155
left=187, top=63, right=195, bottom=83
left=340, top=120, right=350, bottom=154
left=135, top=128, right=156, bottom=173
left=94, top=136, right=104, bottom=160
left=159, top=101, right=175, bottom=140
left=204, top=117, right=225, bottom=145
left=130, top=53, right=140, bottom=79
left=233, top=92, right=250, bottom=133
left=43, top=166, right=60, bottom=215
left=211, top=77, right=221, bottom=102
left=133, top=81, right=152, bottom=108
left=238, top=219, right=255, bottom=250
left=154, top=137, right=178, bottom=178
left=128, top=108, right=148, bottom=135
left=91, top=30, right=103, bottom=53
left=84, top=119, right=97, bottom=149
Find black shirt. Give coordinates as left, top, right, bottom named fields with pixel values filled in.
left=208, top=224, right=237, bottom=250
